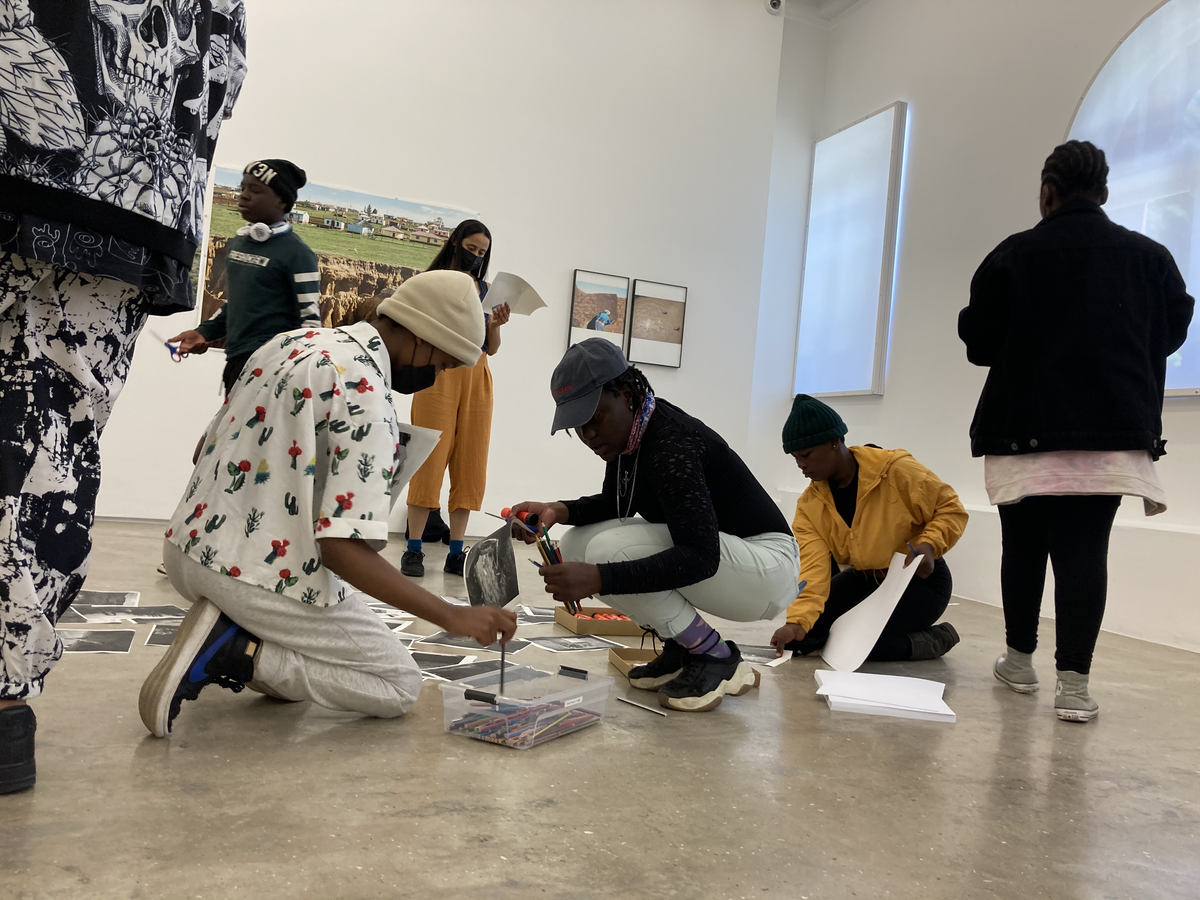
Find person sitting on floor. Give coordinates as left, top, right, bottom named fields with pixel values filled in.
left=769, top=395, right=967, bottom=661
left=138, top=271, right=516, bottom=738
left=511, top=339, right=802, bottom=712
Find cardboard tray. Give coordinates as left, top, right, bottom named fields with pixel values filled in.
left=608, top=646, right=659, bottom=676
left=555, top=605, right=644, bottom=636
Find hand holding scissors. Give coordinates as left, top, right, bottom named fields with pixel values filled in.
left=147, top=329, right=184, bottom=363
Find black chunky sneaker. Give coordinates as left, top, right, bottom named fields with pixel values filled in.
left=658, top=641, right=759, bottom=712
left=400, top=550, right=425, bottom=577
left=139, top=599, right=257, bottom=738
left=0, top=705, right=36, bottom=794
left=443, top=550, right=468, bottom=577
left=627, top=639, right=690, bottom=691
left=908, top=623, right=960, bottom=660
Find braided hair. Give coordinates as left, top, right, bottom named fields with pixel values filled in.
left=1041, top=140, right=1108, bottom=202
left=602, top=365, right=654, bottom=407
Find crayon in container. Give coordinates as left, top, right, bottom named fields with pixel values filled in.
left=439, top=665, right=614, bottom=750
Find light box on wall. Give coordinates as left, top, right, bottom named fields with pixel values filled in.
left=793, top=101, right=907, bottom=397
left=1068, top=0, right=1200, bottom=396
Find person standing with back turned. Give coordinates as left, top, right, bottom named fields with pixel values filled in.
left=959, top=140, right=1194, bottom=723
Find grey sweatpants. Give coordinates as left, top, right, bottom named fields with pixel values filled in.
left=164, top=541, right=421, bottom=717
left=559, top=518, right=801, bottom=637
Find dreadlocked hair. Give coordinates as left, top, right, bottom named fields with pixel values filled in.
left=602, top=365, right=654, bottom=407
left=1041, top=140, right=1108, bottom=202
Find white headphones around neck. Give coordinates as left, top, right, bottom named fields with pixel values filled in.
left=237, top=222, right=274, bottom=242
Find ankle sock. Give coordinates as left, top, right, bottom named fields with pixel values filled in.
left=407, top=538, right=422, bottom=554
left=675, top=614, right=732, bottom=659
left=449, top=539, right=464, bottom=557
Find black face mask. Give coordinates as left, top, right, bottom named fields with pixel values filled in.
left=456, top=244, right=483, bottom=273
left=394, top=342, right=438, bottom=394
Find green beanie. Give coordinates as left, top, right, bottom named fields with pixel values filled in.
left=782, top=394, right=847, bottom=453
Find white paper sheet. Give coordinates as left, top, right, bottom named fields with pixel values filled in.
left=486, top=272, right=546, bottom=317
left=814, top=670, right=956, bottom=723
left=820, top=552, right=920, bottom=672
left=392, top=423, right=442, bottom=495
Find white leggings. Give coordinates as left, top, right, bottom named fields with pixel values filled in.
left=558, top=518, right=801, bottom=637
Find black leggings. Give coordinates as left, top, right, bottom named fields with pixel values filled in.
left=998, top=494, right=1121, bottom=675
left=789, top=558, right=953, bottom=661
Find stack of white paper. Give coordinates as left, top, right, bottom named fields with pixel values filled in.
left=814, top=669, right=956, bottom=723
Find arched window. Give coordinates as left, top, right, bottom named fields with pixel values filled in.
left=1069, top=0, right=1200, bottom=394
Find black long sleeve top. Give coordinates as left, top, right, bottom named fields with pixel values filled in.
left=560, top=399, right=791, bottom=596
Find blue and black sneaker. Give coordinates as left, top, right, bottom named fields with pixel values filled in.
left=139, top=598, right=257, bottom=737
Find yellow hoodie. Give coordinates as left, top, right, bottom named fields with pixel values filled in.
left=787, top=446, right=968, bottom=631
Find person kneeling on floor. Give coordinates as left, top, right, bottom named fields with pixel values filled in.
left=511, top=339, right=802, bottom=712
left=769, top=395, right=968, bottom=661
left=139, top=271, right=516, bottom=737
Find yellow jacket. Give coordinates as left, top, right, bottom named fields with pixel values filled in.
left=786, top=446, right=968, bottom=630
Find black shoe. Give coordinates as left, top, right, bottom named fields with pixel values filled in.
left=425, top=508, right=452, bottom=545
left=627, top=639, right=689, bottom=691
left=406, top=509, right=451, bottom=545
left=444, top=550, right=468, bottom=577
left=908, top=623, right=960, bottom=660
left=658, top=641, right=759, bottom=712
left=0, top=705, right=36, bottom=794
left=401, top=550, right=425, bottom=577
left=138, top=599, right=256, bottom=737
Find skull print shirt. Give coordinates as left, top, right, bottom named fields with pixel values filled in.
left=0, top=0, right=248, bottom=312
left=165, top=322, right=404, bottom=607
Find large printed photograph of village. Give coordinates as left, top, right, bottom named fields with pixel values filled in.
left=200, top=166, right=476, bottom=329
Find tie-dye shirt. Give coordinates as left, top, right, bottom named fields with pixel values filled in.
left=165, top=322, right=402, bottom=605
left=984, top=450, right=1166, bottom=516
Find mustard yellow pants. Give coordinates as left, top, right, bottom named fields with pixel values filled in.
left=407, top=353, right=492, bottom=511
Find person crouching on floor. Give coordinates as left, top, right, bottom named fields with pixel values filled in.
left=139, top=271, right=516, bottom=737
left=769, top=395, right=967, bottom=661
left=511, top=339, right=801, bottom=712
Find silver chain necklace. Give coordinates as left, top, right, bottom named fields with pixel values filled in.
left=616, top=448, right=639, bottom=522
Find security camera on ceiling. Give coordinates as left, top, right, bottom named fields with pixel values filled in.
left=766, top=0, right=784, bottom=14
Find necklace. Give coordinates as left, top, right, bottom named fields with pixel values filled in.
left=617, top=448, right=639, bottom=522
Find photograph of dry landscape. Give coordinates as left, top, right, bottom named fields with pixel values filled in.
left=199, top=167, right=476, bottom=334
left=629, top=280, right=687, bottom=367
left=569, top=269, right=629, bottom=350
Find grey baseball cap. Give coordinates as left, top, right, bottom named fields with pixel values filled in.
left=550, top=338, right=630, bottom=434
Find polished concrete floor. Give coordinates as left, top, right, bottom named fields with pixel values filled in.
left=2, top=520, right=1198, bottom=900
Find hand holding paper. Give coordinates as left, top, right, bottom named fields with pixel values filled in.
left=486, top=272, right=546, bottom=316
left=821, top=552, right=920, bottom=672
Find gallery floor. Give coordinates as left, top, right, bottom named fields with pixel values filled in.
left=2, top=520, right=1197, bottom=900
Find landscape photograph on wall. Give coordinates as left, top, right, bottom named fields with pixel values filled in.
left=199, top=166, right=477, bottom=329
left=568, top=269, right=629, bottom=350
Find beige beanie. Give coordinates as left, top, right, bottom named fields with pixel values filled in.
left=376, top=271, right=486, bottom=366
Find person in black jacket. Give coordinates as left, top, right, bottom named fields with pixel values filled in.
left=959, top=140, right=1194, bottom=723
left=511, top=339, right=802, bottom=712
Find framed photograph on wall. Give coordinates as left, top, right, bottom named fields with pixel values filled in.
left=569, top=269, right=630, bottom=350
left=628, top=280, right=687, bottom=368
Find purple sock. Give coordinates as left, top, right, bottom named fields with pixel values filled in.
left=675, top=614, right=731, bottom=658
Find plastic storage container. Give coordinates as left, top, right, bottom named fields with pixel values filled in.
left=439, top=664, right=614, bottom=750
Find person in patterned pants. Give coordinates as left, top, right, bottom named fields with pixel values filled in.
left=0, top=253, right=148, bottom=786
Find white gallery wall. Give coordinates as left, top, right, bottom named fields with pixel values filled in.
left=784, top=0, right=1200, bottom=652
left=98, top=0, right=786, bottom=527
